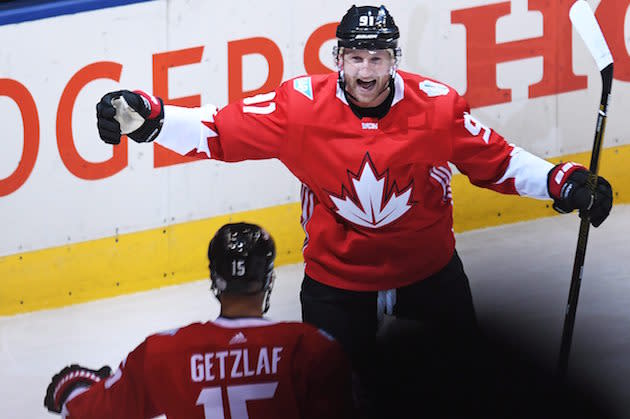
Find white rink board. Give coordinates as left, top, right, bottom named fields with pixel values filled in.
left=1, top=0, right=629, bottom=256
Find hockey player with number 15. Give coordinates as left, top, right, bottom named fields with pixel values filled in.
left=44, top=223, right=353, bottom=418
left=95, top=4, right=613, bottom=415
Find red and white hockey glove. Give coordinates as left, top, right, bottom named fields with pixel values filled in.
left=547, top=162, right=613, bottom=227
left=96, top=89, right=164, bottom=144
left=44, top=364, right=112, bottom=414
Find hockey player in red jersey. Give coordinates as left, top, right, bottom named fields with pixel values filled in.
left=44, top=223, right=353, bottom=419
left=95, top=4, right=613, bottom=416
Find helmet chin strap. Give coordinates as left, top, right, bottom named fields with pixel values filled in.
left=375, top=78, right=393, bottom=97
left=261, top=272, right=275, bottom=314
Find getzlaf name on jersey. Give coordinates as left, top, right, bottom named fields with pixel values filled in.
left=157, top=70, right=552, bottom=291
left=62, top=318, right=350, bottom=419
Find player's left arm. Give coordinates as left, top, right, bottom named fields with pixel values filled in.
left=450, top=95, right=612, bottom=226
left=450, top=94, right=552, bottom=198
left=44, top=341, right=159, bottom=419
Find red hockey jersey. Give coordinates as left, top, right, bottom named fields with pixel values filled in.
left=156, top=71, right=553, bottom=291
left=63, top=317, right=352, bottom=419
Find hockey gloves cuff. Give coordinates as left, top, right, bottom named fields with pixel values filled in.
left=44, top=364, right=112, bottom=413
left=547, top=162, right=613, bottom=227
left=96, top=89, right=164, bottom=144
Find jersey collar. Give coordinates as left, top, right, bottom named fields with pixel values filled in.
left=214, top=316, right=277, bottom=328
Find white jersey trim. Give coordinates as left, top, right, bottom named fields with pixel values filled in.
left=214, top=317, right=278, bottom=328
left=429, top=165, right=453, bottom=202
left=335, top=80, right=348, bottom=105
left=391, top=72, right=405, bottom=107
left=61, top=387, right=89, bottom=418
left=157, top=104, right=218, bottom=158
left=495, top=146, right=554, bottom=199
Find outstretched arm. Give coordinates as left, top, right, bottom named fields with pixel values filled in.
left=95, top=86, right=290, bottom=163
left=450, top=95, right=553, bottom=199
left=450, top=95, right=612, bottom=226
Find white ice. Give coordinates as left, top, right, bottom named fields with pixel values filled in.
left=2, top=206, right=629, bottom=418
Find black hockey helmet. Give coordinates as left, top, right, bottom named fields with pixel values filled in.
left=336, top=5, right=400, bottom=50
left=208, top=222, right=276, bottom=298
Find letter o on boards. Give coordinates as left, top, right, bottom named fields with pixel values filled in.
left=303, top=22, right=337, bottom=75
left=0, top=79, right=39, bottom=197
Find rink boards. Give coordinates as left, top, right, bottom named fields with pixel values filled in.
left=1, top=0, right=629, bottom=314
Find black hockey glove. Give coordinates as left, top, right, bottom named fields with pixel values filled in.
left=44, top=364, right=112, bottom=413
left=547, top=162, right=612, bottom=227
left=96, top=89, right=164, bottom=144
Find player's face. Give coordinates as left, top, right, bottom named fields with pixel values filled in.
left=342, top=49, right=394, bottom=108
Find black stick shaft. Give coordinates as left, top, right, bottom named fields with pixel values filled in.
left=557, top=63, right=613, bottom=379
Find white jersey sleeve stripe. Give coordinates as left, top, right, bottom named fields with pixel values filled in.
left=434, top=165, right=452, bottom=181
left=156, top=104, right=218, bottom=157
left=430, top=171, right=448, bottom=196
left=495, top=146, right=554, bottom=199
left=300, top=184, right=314, bottom=250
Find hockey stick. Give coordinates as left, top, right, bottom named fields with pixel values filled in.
left=557, top=0, right=614, bottom=379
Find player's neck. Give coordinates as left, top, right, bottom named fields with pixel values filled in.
left=219, top=294, right=265, bottom=318
left=220, top=308, right=263, bottom=318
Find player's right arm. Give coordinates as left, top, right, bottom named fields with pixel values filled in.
left=95, top=85, right=290, bottom=163
left=44, top=341, right=160, bottom=419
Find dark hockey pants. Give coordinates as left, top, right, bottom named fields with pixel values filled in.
left=299, top=250, right=480, bottom=418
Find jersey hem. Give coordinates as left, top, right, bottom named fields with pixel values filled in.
left=303, top=249, right=455, bottom=292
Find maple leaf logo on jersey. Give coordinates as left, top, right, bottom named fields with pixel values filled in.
left=328, top=153, right=414, bottom=229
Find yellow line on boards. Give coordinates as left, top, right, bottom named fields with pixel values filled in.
left=0, top=204, right=304, bottom=316
left=452, top=145, right=627, bottom=232
left=1, top=145, right=627, bottom=315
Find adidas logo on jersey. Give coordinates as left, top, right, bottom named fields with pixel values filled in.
left=229, top=332, right=248, bottom=345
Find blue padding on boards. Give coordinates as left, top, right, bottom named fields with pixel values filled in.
left=0, top=0, right=155, bottom=26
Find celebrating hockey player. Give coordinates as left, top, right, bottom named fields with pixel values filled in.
left=95, top=4, right=613, bottom=415
left=44, top=223, right=353, bottom=418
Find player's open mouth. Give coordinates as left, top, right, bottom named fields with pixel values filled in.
left=356, top=79, right=376, bottom=90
